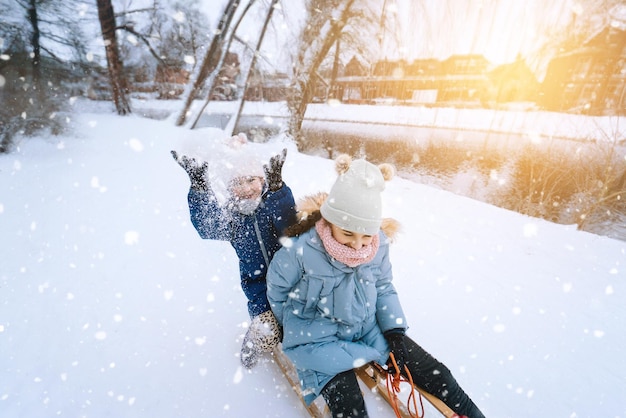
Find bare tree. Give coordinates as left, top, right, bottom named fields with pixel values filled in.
left=1, top=0, right=86, bottom=152
left=175, top=0, right=241, bottom=126
left=526, top=0, right=623, bottom=79
left=10, top=0, right=92, bottom=68
left=224, top=0, right=280, bottom=135
left=96, top=0, right=131, bottom=115
left=112, top=0, right=212, bottom=92
left=189, top=0, right=257, bottom=129
left=287, top=0, right=358, bottom=147
left=25, top=0, right=42, bottom=87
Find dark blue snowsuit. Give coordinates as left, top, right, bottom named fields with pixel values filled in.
left=187, top=184, right=296, bottom=317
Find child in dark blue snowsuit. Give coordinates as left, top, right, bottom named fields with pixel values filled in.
left=172, top=137, right=296, bottom=368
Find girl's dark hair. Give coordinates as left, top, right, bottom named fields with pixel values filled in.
left=284, top=210, right=322, bottom=237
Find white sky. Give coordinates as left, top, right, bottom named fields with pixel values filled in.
left=198, top=0, right=579, bottom=75
left=390, top=0, right=575, bottom=65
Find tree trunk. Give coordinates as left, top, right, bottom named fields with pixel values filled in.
left=175, top=0, right=240, bottom=126
left=329, top=38, right=341, bottom=99
left=224, top=0, right=278, bottom=136
left=288, top=0, right=356, bottom=147
left=190, top=0, right=256, bottom=130
left=27, top=0, right=41, bottom=88
left=96, top=0, right=131, bottom=115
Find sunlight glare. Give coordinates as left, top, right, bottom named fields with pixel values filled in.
left=528, top=132, right=542, bottom=144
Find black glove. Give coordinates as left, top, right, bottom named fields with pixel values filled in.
left=171, top=150, right=209, bottom=192
left=263, top=148, right=287, bottom=192
left=384, top=329, right=409, bottom=375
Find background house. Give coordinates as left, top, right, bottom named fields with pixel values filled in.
left=245, top=72, right=292, bottom=102
left=488, top=57, right=540, bottom=105
left=332, top=54, right=492, bottom=106
left=540, top=25, right=626, bottom=115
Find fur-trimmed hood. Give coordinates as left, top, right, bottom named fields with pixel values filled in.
left=291, top=191, right=400, bottom=241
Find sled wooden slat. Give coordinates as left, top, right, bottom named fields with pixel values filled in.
left=356, top=363, right=457, bottom=418
left=272, top=346, right=330, bottom=417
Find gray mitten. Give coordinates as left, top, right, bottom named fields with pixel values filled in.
left=240, top=310, right=282, bottom=369
left=263, top=148, right=287, bottom=192
left=171, top=150, right=209, bottom=192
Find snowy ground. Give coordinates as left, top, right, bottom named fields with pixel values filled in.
left=133, top=97, right=626, bottom=144
left=1, top=99, right=625, bottom=417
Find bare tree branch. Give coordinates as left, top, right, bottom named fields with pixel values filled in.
left=117, top=24, right=166, bottom=66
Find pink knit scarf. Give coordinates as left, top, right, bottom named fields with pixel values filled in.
left=315, top=219, right=379, bottom=267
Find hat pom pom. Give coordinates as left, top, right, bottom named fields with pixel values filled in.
left=379, top=163, right=395, bottom=181
left=335, top=154, right=352, bottom=174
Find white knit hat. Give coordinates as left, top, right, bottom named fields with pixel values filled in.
left=320, top=155, right=394, bottom=235
left=210, top=133, right=265, bottom=202
left=218, top=150, right=264, bottom=184
left=221, top=133, right=264, bottom=181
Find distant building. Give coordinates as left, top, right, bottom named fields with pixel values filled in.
left=488, top=57, right=539, bottom=104
left=333, top=54, right=492, bottom=106
left=405, top=59, right=441, bottom=76
left=208, top=52, right=240, bottom=101
left=372, top=59, right=409, bottom=77
left=245, top=72, right=292, bottom=102
left=440, top=54, right=491, bottom=75
left=540, top=25, right=626, bottom=115
left=344, top=56, right=367, bottom=77
left=154, top=58, right=189, bottom=99
left=436, top=54, right=492, bottom=103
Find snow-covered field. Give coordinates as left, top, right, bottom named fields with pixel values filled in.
left=132, top=98, right=626, bottom=142
left=1, top=99, right=624, bottom=417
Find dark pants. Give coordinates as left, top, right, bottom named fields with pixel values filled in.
left=321, top=336, right=485, bottom=418
left=321, top=369, right=368, bottom=418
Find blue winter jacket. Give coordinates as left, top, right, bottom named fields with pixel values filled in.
left=188, top=184, right=296, bottom=317
left=267, top=226, right=407, bottom=404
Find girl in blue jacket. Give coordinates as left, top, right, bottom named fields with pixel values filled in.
left=267, top=155, right=485, bottom=418
left=172, top=135, right=296, bottom=369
